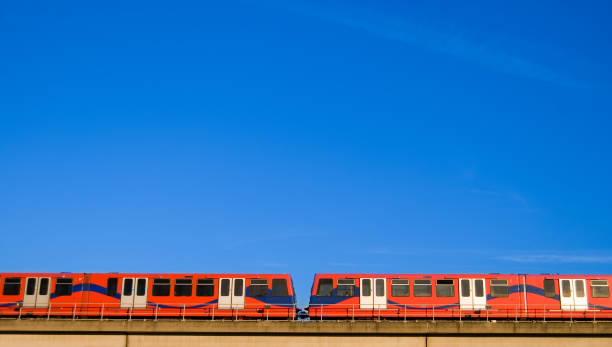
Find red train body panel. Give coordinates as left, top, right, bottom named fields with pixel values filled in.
left=308, top=274, right=612, bottom=320
left=0, top=273, right=297, bottom=319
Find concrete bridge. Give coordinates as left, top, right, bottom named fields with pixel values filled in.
left=1, top=319, right=612, bottom=346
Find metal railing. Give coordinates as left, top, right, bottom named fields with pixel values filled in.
left=0, top=302, right=298, bottom=321
left=305, top=303, right=610, bottom=322
left=1, top=302, right=610, bottom=322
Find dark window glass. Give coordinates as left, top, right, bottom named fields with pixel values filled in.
left=272, top=279, right=289, bottom=297
left=375, top=279, right=385, bottom=297
left=474, top=280, right=484, bottom=297
left=461, top=279, right=470, bottom=297
left=3, top=278, right=21, bottom=295
left=250, top=279, right=268, bottom=297
left=591, top=280, right=609, bottom=298
left=414, top=279, right=432, bottom=297
left=544, top=279, right=555, bottom=297
left=490, top=279, right=509, bottom=298
left=123, top=279, right=133, bottom=296
left=234, top=279, right=244, bottom=296
left=561, top=280, right=571, bottom=297
left=55, top=278, right=73, bottom=297
left=317, top=278, right=333, bottom=296
left=26, top=278, right=36, bottom=295
left=337, top=279, right=355, bottom=297
left=39, top=278, right=49, bottom=296
left=152, top=279, right=170, bottom=296
left=575, top=280, right=585, bottom=298
left=220, top=279, right=230, bottom=296
left=196, top=279, right=215, bottom=296
left=136, top=279, right=147, bottom=296
left=436, top=279, right=455, bottom=297
left=174, top=279, right=192, bottom=296
left=391, top=279, right=410, bottom=297
left=361, top=279, right=371, bottom=296
left=107, top=278, right=118, bottom=296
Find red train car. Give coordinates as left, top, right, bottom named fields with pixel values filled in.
left=307, top=273, right=612, bottom=320
left=0, top=273, right=297, bottom=319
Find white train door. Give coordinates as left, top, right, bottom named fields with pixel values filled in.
left=121, top=278, right=148, bottom=309
left=218, top=278, right=245, bottom=310
left=459, top=278, right=486, bottom=310
left=120, top=278, right=135, bottom=308
left=360, top=278, right=387, bottom=309
left=360, top=278, right=373, bottom=309
left=23, top=277, right=51, bottom=308
left=560, top=279, right=588, bottom=311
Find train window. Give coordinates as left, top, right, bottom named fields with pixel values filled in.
left=26, top=278, right=36, bottom=295
left=490, top=279, right=509, bottom=297
left=317, top=278, right=333, bottom=296
left=272, top=279, right=289, bottom=297
left=39, top=278, right=49, bottom=296
left=196, top=279, right=215, bottom=296
left=152, top=279, right=171, bottom=296
left=375, top=279, right=385, bottom=296
left=361, top=279, right=371, bottom=296
left=55, top=278, right=73, bottom=297
left=436, top=280, right=454, bottom=297
left=561, top=280, right=571, bottom=297
left=460, top=279, right=470, bottom=297
left=474, top=279, right=484, bottom=297
left=575, top=280, right=585, bottom=298
left=337, top=279, right=355, bottom=297
left=174, top=279, right=192, bottom=296
left=591, top=280, right=609, bottom=298
left=250, top=279, right=268, bottom=297
left=136, top=279, right=147, bottom=296
left=234, top=279, right=244, bottom=296
left=414, top=279, right=432, bottom=297
left=220, top=279, right=230, bottom=296
left=544, top=279, right=556, bottom=297
left=107, top=278, right=118, bottom=296
left=391, top=279, right=410, bottom=297
left=3, top=278, right=21, bottom=295
left=123, top=279, right=133, bottom=296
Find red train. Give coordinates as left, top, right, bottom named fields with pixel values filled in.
left=307, top=273, right=612, bottom=320
left=0, top=273, right=297, bottom=319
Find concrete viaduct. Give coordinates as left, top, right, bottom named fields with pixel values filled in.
left=1, top=320, right=612, bottom=346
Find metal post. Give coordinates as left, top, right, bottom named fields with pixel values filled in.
left=18, top=306, right=22, bottom=320
left=101, top=304, right=104, bottom=321
left=352, top=304, right=355, bottom=321
left=432, top=305, right=435, bottom=322
left=182, top=304, right=186, bottom=321
left=129, top=307, right=132, bottom=321
left=73, top=304, right=77, bottom=320
left=266, top=307, right=269, bottom=320
left=47, top=304, right=51, bottom=320
left=570, top=309, right=573, bottom=323
left=212, top=306, right=215, bottom=321
left=155, top=304, right=158, bottom=321
left=514, top=304, right=517, bottom=322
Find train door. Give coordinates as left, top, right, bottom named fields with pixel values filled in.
left=218, top=278, right=245, bottom=310
left=121, top=278, right=149, bottom=309
left=459, top=278, right=486, bottom=310
left=360, top=278, right=387, bottom=309
left=560, top=279, right=588, bottom=311
left=23, top=277, right=51, bottom=308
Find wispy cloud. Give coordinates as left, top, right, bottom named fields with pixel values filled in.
left=497, top=254, right=612, bottom=264
left=266, top=1, right=583, bottom=88
left=468, top=188, right=536, bottom=212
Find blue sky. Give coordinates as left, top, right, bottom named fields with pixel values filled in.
left=1, top=0, right=611, bottom=304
